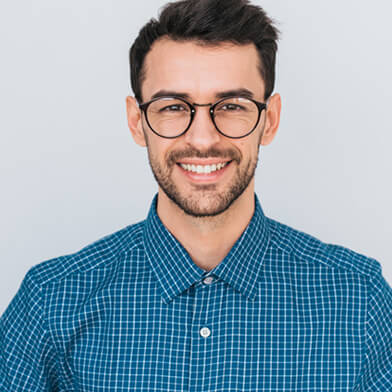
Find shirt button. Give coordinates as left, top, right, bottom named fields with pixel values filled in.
left=200, top=327, right=211, bottom=338
left=202, top=276, right=214, bottom=285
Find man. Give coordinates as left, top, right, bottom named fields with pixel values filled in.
left=1, top=0, right=391, bottom=390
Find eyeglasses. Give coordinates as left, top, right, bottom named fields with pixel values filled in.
left=138, top=96, right=267, bottom=139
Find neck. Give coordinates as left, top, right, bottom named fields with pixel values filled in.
left=156, top=185, right=255, bottom=271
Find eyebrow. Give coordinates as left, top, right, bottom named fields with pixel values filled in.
left=150, top=88, right=255, bottom=101
left=216, top=89, right=255, bottom=100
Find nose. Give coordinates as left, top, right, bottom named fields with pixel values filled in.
left=183, top=106, right=221, bottom=149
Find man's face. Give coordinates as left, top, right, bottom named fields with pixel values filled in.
left=128, top=39, right=276, bottom=217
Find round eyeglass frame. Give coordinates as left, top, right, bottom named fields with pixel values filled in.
left=138, top=95, right=267, bottom=139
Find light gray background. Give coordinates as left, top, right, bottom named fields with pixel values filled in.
left=1, top=0, right=391, bottom=314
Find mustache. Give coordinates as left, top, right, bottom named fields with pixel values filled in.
left=167, top=146, right=241, bottom=166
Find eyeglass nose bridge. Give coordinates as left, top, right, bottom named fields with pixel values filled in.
left=193, top=103, right=213, bottom=107
left=191, top=102, right=214, bottom=113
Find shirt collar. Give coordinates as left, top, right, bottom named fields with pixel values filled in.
left=143, top=193, right=271, bottom=304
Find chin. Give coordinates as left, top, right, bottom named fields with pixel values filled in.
left=163, top=186, right=244, bottom=218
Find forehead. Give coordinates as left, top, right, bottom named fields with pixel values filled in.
left=141, top=38, right=265, bottom=101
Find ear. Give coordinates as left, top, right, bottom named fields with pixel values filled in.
left=260, top=93, right=281, bottom=146
left=126, top=96, right=147, bottom=147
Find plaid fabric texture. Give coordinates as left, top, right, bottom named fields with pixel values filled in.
left=1, top=193, right=391, bottom=391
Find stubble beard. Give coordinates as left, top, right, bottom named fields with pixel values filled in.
left=145, top=140, right=260, bottom=218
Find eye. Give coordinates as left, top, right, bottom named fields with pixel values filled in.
left=218, top=103, right=246, bottom=111
left=221, top=103, right=243, bottom=111
left=160, top=104, right=187, bottom=112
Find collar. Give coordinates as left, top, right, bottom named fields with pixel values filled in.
left=143, top=193, right=271, bottom=304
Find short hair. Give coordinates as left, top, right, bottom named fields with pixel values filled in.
left=129, top=0, right=280, bottom=103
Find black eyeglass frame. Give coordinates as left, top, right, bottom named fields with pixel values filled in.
left=138, top=95, right=267, bottom=139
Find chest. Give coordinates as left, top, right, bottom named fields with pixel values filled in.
left=51, top=276, right=365, bottom=391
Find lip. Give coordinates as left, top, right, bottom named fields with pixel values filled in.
left=177, top=159, right=232, bottom=165
left=176, top=161, right=232, bottom=183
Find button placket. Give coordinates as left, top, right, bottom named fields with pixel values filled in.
left=189, top=274, right=216, bottom=391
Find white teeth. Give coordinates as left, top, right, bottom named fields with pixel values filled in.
left=180, top=162, right=229, bottom=173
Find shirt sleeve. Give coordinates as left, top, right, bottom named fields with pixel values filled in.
left=356, top=265, right=392, bottom=391
left=0, top=269, right=59, bottom=391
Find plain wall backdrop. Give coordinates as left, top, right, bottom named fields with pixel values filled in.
left=1, top=0, right=391, bottom=314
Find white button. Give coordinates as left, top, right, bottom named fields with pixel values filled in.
left=203, top=276, right=214, bottom=285
left=200, top=327, right=211, bottom=338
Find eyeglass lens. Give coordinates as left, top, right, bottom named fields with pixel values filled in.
left=146, top=97, right=259, bottom=138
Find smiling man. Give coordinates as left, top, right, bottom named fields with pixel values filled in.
left=126, top=39, right=281, bottom=272
left=1, top=0, right=391, bottom=391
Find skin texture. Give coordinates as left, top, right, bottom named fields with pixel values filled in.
left=126, top=38, right=281, bottom=271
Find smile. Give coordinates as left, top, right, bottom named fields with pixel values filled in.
left=178, top=161, right=231, bottom=174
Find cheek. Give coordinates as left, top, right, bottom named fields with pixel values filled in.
left=147, top=139, right=176, bottom=166
left=236, top=138, right=259, bottom=160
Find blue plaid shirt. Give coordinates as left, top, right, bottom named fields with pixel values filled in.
left=1, top=194, right=391, bottom=391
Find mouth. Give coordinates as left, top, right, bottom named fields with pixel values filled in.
left=176, top=160, right=232, bottom=174
left=175, top=160, right=233, bottom=183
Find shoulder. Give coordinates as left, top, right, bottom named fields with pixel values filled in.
left=266, top=217, right=382, bottom=279
left=25, top=220, right=146, bottom=288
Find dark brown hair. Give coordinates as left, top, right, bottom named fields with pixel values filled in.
left=129, top=0, right=279, bottom=102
